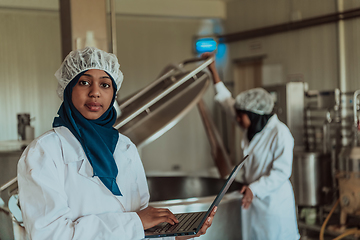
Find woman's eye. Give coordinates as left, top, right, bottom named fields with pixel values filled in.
left=79, top=80, right=89, bottom=86
left=101, top=83, right=111, bottom=88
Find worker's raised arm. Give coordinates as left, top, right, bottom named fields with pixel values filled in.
left=201, top=52, right=221, bottom=84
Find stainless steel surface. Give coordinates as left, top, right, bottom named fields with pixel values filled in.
left=116, top=57, right=213, bottom=113
left=147, top=176, right=243, bottom=240
left=0, top=177, right=18, bottom=193
left=316, top=89, right=340, bottom=109
left=0, top=139, right=27, bottom=236
left=336, top=90, right=360, bottom=174
left=17, top=114, right=30, bottom=141
left=338, top=146, right=360, bottom=172
left=0, top=150, right=23, bottom=187
left=0, top=177, right=19, bottom=216
left=304, top=91, right=356, bottom=152
left=303, top=90, right=352, bottom=198
left=353, top=88, right=360, bottom=126
left=114, top=57, right=213, bottom=148
left=197, top=100, right=233, bottom=178
left=147, top=176, right=242, bottom=202
left=1, top=177, right=243, bottom=240
left=291, top=151, right=332, bottom=206
left=0, top=177, right=20, bottom=240
left=352, top=90, right=360, bottom=146
left=0, top=211, right=14, bottom=240
left=0, top=144, right=26, bottom=240
left=335, top=90, right=360, bottom=225
left=264, top=82, right=305, bottom=148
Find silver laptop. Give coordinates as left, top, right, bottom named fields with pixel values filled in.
left=145, top=155, right=249, bottom=238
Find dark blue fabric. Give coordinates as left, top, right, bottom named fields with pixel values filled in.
left=237, top=110, right=272, bottom=142
left=53, top=71, right=122, bottom=196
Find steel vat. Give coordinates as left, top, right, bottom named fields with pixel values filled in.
left=291, top=151, right=332, bottom=206
left=147, top=176, right=243, bottom=240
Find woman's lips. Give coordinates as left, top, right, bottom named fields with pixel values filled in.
left=86, top=102, right=102, bottom=111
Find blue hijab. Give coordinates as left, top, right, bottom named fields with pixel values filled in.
left=237, top=110, right=272, bottom=142
left=53, top=71, right=122, bottom=196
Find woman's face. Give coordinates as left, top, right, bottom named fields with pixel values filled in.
left=72, top=69, right=114, bottom=120
left=236, top=111, right=251, bottom=129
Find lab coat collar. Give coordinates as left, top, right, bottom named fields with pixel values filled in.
left=53, top=126, right=130, bottom=182
left=53, top=127, right=128, bottom=209
left=54, top=127, right=96, bottom=181
left=265, top=114, right=279, bottom=129
left=54, top=126, right=130, bottom=164
left=54, top=126, right=87, bottom=164
left=242, top=114, right=279, bottom=149
left=54, top=126, right=104, bottom=184
left=251, top=114, right=279, bottom=138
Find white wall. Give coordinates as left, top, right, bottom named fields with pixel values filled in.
left=115, top=16, right=220, bottom=174
left=0, top=9, right=62, bottom=141
left=225, top=0, right=336, bottom=33
left=4, top=0, right=360, bottom=176
left=226, top=24, right=339, bottom=91
left=223, top=0, right=360, bottom=93
left=0, top=8, right=221, bottom=175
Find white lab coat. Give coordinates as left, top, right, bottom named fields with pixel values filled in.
left=214, top=82, right=300, bottom=240
left=17, top=126, right=174, bottom=240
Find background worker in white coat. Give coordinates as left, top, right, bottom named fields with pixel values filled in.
left=17, top=47, right=216, bottom=240
left=202, top=52, right=300, bottom=240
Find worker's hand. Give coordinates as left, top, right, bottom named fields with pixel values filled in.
left=200, top=52, right=216, bottom=73
left=200, top=52, right=221, bottom=84
left=240, top=186, right=254, bottom=209
left=137, top=206, right=179, bottom=230
left=175, top=206, right=217, bottom=240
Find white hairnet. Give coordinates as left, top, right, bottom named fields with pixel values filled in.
left=234, top=88, right=274, bottom=115
left=55, top=46, right=124, bottom=100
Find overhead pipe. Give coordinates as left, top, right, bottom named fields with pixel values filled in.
left=109, top=0, right=117, bottom=55
left=336, top=0, right=347, bottom=93
left=218, top=7, right=360, bottom=43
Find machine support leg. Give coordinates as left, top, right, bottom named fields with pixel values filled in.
left=197, top=99, right=233, bottom=178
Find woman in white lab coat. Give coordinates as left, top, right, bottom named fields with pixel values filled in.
left=17, top=47, right=215, bottom=240
left=202, top=53, right=300, bottom=240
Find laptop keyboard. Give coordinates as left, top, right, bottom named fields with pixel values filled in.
left=153, top=212, right=206, bottom=233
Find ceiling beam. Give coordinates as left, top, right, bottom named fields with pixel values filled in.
left=0, top=0, right=58, bottom=11
left=114, top=0, right=226, bottom=19
left=0, top=0, right=226, bottom=19
left=218, top=8, right=360, bottom=43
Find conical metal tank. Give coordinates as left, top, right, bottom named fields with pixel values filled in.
left=114, top=58, right=213, bottom=148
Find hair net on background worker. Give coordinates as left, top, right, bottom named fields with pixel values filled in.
left=55, top=46, right=124, bottom=100
left=234, top=88, right=274, bottom=115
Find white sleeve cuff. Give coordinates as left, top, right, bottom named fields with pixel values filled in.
left=214, top=82, right=232, bottom=103
left=130, top=212, right=145, bottom=239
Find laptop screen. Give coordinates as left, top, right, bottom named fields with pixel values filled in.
left=196, top=155, right=248, bottom=231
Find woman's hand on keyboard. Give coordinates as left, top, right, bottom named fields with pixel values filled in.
left=137, top=206, right=179, bottom=230
left=175, top=206, right=217, bottom=240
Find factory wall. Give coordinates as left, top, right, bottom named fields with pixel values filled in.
left=222, top=0, right=360, bottom=94
left=0, top=9, right=62, bottom=142
left=115, top=15, right=218, bottom=175
left=5, top=0, right=360, bottom=178
left=0, top=8, right=218, bottom=177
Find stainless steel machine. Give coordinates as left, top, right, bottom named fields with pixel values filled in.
left=337, top=90, right=360, bottom=226
left=264, top=82, right=306, bottom=149
left=264, top=83, right=333, bottom=207
left=262, top=83, right=360, bottom=239
left=17, top=114, right=34, bottom=142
